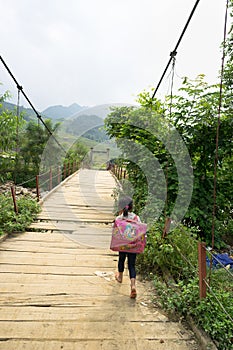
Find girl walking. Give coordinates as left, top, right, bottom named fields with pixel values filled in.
left=114, top=196, right=141, bottom=298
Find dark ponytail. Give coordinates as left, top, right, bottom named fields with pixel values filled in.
left=123, top=206, right=129, bottom=217
left=118, top=196, right=133, bottom=217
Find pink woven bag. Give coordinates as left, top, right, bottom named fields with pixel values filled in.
left=110, top=218, right=147, bottom=253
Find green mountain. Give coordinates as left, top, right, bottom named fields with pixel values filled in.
left=1, top=101, right=36, bottom=121
left=1, top=101, right=127, bottom=121
left=64, top=114, right=109, bottom=142
left=1, top=101, right=110, bottom=143
left=42, top=103, right=86, bottom=120
left=1, top=101, right=86, bottom=121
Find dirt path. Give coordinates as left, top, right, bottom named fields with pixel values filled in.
left=0, top=169, right=199, bottom=349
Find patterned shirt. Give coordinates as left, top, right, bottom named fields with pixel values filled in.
left=116, top=212, right=141, bottom=222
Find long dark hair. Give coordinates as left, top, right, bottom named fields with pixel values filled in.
left=118, top=196, right=133, bottom=217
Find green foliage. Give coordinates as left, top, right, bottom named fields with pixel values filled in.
left=137, top=223, right=198, bottom=281
left=136, top=221, right=233, bottom=349
left=83, top=126, right=109, bottom=142
left=223, top=0, right=233, bottom=119
left=0, top=194, right=41, bottom=235
left=0, top=89, right=25, bottom=152
left=104, top=75, right=232, bottom=246
left=170, top=76, right=232, bottom=244
left=0, top=88, right=89, bottom=186
left=0, top=86, right=109, bottom=188
left=154, top=276, right=233, bottom=350
left=63, top=140, right=88, bottom=171
left=104, top=104, right=177, bottom=221
left=0, top=88, right=61, bottom=185
left=65, top=114, right=105, bottom=140
left=20, top=119, right=61, bottom=174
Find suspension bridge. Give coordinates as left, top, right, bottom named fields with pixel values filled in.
left=0, top=169, right=201, bottom=350
left=0, top=0, right=230, bottom=347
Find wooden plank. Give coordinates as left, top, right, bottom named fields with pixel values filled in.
left=0, top=294, right=137, bottom=307
left=0, top=264, right=114, bottom=276
left=0, top=257, right=117, bottom=268
left=0, top=320, right=193, bottom=340
left=0, top=241, right=82, bottom=249
left=0, top=245, right=113, bottom=254
left=0, top=250, right=115, bottom=260
left=0, top=279, right=121, bottom=295
left=28, top=219, right=111, bottom=230
left=0, top=306, right=167, bottom=322
left=0, top=339, right=196, bottom=350
left=0, top=273, right=116, bottom=284
left=4, top=232, right=75, bottom=242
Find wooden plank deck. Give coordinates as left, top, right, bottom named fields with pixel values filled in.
left=0, top=169, right=199, bottom=349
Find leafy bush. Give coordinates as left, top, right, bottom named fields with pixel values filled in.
left=0, top=194, right=41, bottom=235
left=137, top=222, right=198, bottom=281
left=136, top=223, right=233, bottom=349
left=154, top=276, right=233, bottom=350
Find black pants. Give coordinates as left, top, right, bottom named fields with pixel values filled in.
left=118, top=252, right=137, bottom=279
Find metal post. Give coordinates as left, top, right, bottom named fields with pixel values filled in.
left=49, top=167, right=52, bottom=191
left=10, top=186, right=18, bottom=214
left=63, top=163, right=66, bottom=179
left=162, top=217, right=172, bottom=238
left=36, top=175, right=40, bottom=201
left=198, top=242, right=207, bottom=299
left=106, top=148, right=110, bottom=162
left=57, top=166, right=61, bottom=184
left=90, top=147, right=93, bottom=167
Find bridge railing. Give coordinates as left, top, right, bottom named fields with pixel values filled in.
left=6, top=161, right=79, bottom=210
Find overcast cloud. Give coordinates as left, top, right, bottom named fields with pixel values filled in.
left=0, top=0, right=228, bottom=111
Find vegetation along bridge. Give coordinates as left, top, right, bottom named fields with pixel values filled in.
left=0, top=169, right=202, bottom=350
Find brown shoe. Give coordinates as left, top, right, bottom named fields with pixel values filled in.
left=130, top=288, right=137, bottom=298
left=115, top=273, right=122, bottom=283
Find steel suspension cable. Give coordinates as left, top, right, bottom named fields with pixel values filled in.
left=169, top=57, right=176, bottom=117
left=0, top=55, right=66, bottom=154
left=14, top=87, right=21, bottom=184
left=211, top=0, right=229, bottom=250
left=162, top=56, right=176, bottom=237
left=152, top=0, right=201, bottom=99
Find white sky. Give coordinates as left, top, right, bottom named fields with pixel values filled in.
left=0, top=0, right=229, bottom=111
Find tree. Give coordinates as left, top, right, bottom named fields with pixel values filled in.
left=171, top=76, right=232, bottom=245
left=0, top=88, right=25, bottom=182
left=104, top=75, right=232, bottom=246
left=20, top=119, right=61, bottom=175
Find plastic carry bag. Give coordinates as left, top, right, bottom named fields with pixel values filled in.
left=110, top=218, right=147, bottom=253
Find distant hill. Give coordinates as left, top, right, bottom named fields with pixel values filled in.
left=1, top=101, right=36, bottom=121
left=1, top=101, right=109, bottom=142
left=70, top=103, right=127, bottom=120
left=1, top=101, right=87, bottom=121
left=42, top=103, right=86, bottom=120
left=1, top=101, right=131, bottom=121
left=64, top=114, right=109, bottom=142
